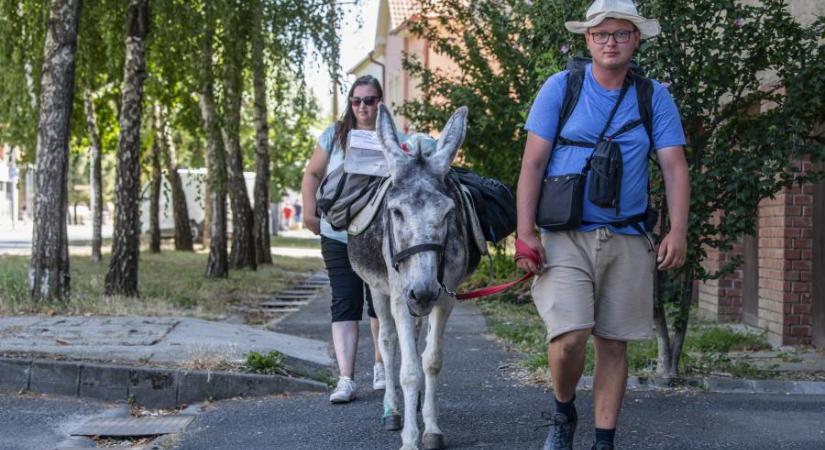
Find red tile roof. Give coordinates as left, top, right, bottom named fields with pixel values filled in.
left=388, top=0, right=421, bottom=30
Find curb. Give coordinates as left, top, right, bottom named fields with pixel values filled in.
left=575, top=375, right=825, bottom=395
left=0, top=356, right=328, bottom=408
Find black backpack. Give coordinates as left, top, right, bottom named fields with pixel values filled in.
left=558, top=56, right=655, bottom=153
left=450, top=167, right=516, bottom=244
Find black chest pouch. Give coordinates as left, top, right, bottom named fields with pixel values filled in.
left=587, top=139, right=624, bottom=214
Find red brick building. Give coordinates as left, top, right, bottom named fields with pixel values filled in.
left=698, top=165, right=823, bottom=347
left=698, top=1, right=824, bottom=348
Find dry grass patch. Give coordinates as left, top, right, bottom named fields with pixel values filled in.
left=0, top=248, right=323, bottom=318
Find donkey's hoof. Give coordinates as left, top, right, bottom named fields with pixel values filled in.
left=422, top=433, right=445, bottom=450
left=382, top=414, right=402, bottom=431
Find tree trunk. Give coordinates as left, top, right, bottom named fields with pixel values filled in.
left=28, top=0, right=81, bottom=303
left=653, top=195, right=676, bottom=376
left=200, top=4, right=228, bottom=279
left=654, top=310, right=674, bottom=376
left=222, top=11, right=256, bottom=271
left=105, top=0, right=149, bottom=297
left=251, top=11, right=272, bottom=265
left=202, top=159, right=212, bottom=246
left=84, top=90, right=104, bottom=262
left=157, top=106, right=193, bottom=250
left=148, top=116, right=162, bottom=253
left=668, top=270, right=695, bottom=376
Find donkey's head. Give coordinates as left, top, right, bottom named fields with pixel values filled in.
left=376, top=104, right=468, bottom=317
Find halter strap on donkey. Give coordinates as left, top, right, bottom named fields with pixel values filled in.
left=386, top=208, right=454, bottom=296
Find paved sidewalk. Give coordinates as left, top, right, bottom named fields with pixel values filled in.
left=0, top=315, right=331, bottom=370
left=0, top=301, right=334, bottom=406
left=172, top=292, right=825, bottom=450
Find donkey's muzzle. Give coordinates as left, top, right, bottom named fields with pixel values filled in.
left=405, top=285, right=440, bottom=317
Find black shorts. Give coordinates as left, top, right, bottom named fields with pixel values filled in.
left=321, top=236, right=376, bottom=322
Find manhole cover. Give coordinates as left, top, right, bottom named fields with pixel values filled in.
left=71, top=416, right=194, bottom=437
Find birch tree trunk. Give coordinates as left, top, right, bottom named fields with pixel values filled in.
left=83, top=90, right=104, bottom=262
left=251, top=10, right=272, bottom=265
left=202, top=154, right=212, bottom=246
left=105, top=0, right=149, bottom=297
left=29, top=0, right=81, bottom=303
left=157, top=107, right=193, bottom=250
left=222, top=10, right=256, bottom=271
left=148, top=116, right=162, bottom=253
left=201, top=3, right=228, bottom=278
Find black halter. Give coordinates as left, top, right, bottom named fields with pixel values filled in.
left=386, top=207, right=449, bottom=293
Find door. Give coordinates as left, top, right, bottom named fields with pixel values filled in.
left=813, top=179, right=825, bottom=347
left=743, top=233, right=759, bottom=327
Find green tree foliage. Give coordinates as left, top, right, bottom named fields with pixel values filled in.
left=267, top=86, right=320, bottom=201
left=399, top=0, right=590, bottom=188
left=1, top=0, right=344, bottom=297
left=0, top=0, right=48, bottom=155
left=638, top=0, right=825, bottom=375
left=403, top=0, right=825, bottom=375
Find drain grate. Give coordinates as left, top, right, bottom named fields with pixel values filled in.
left=71, top=416, right=194, bottom=437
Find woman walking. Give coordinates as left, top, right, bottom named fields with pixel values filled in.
left=301, top=75, right=388, bottom=403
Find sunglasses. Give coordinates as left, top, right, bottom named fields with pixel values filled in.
left=350, top=96, right=379, bottom=107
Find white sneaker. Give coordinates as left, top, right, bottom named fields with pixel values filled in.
left=373, top=363, right=386, bottom=390
left=329, top=376, right=356, bottom=403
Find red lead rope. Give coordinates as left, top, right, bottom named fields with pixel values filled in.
left=454, top=239, right=540, bottom=301
left=455, top=272, right=534, bottom=300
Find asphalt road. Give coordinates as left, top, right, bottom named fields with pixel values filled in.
left=172, top=295, right=825, bottom=450
left=0, top=223, right=113, bottom=254
left=0, top=393, right=109, bottom=450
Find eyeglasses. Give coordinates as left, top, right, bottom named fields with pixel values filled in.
left=350, top=96, right=379, bottom=107
left=589, top=29, right=635, bottom=44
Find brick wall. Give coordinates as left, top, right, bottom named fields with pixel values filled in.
left=757, top=170, right=814, bottom=346
left=698, top=242, right=744, bottom=323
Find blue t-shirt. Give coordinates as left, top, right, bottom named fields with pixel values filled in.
left=525, top=64, right=686, bottom=235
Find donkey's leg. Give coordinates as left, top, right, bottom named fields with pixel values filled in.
left=420, top=299, right=454, bottom=450
left=373, top=291, right=401, bottom=430
left=392, top=299, right=423, bottom=450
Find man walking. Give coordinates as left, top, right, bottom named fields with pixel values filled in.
left=515, top=1, right=690, bottom=449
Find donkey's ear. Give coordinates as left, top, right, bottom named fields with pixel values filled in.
left=376, top=103, right=408, bottom=179
left=429, top=106, right=468, bottom=176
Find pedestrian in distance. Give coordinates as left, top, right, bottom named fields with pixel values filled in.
left=301, top=75, right=388, bottom=404
left=515, top=1, right=690, bottom=449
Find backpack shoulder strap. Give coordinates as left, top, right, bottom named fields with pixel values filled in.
left=629, top=72, right=655, bottom=152
left=557, top=67, right=586, bottom=144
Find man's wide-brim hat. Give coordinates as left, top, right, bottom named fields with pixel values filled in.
left=565, top=0, right=660, bottom=39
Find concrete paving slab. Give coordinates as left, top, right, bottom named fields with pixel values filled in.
left=0, top=316, right=333, bottom=372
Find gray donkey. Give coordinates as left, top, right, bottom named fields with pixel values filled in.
left=348, top=104, right=481, bottom=450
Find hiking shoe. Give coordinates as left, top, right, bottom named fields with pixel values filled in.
left=373, top=363, right=386, bottom=390
left=541, top=411, right=577, bottom=450
left=591, top=442, right=614, bottom=450
left=329, top=376, right=356, bottom=404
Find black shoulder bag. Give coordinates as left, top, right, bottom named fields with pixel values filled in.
left=535, top=79, right=630, bottom=231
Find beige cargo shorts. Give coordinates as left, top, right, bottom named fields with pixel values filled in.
left=531, top=227, right=655, bottom=342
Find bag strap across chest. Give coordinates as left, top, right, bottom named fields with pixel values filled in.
left=555, top=57, right=655, bottom=151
